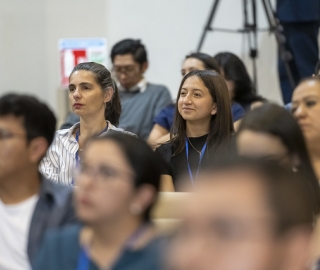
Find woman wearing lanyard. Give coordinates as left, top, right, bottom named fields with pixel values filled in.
left=33, top=133, right=163, bottom=270
left=156, top=70, right=234, bottom=191
left=39, top=62, right=134, bottom=185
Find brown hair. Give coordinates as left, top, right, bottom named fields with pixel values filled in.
left=171, top=70, right=234, bottom=155
left=70, top=62, right=121, bottom=126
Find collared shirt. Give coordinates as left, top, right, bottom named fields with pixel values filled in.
left=39, top=121, right=135, bottom=186
left=118, top=78, right=147, bottom=93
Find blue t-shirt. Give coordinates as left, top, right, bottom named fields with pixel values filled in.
left=154, top=103, right=245, bottom=131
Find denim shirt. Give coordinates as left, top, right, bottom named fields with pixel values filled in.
left=27, top=175, right=76, bottom=263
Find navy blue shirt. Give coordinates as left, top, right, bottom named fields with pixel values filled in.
left=277, top=0, right=320, bottom=22
left=33, top=225, right=165, bottom=270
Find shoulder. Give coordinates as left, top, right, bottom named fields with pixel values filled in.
left=54, top=123, right=79, bottom=142
left=33, top=225, right=81, bottom=269
left=40, top=177, right=73, bottom=205
left=39, top=224, right=81, bottom=256
left=146, top=83, right=170, bottom=93
left=105, top=122, right=138, bottom=137
left=155, top=142, right=173, bottom=161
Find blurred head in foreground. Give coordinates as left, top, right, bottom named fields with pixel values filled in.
left=167, top=158, right=313, bottom=270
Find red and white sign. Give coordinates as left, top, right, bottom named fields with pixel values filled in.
left=59, top=38, right=107, bottom=87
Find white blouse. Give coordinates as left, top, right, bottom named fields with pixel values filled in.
left=39, top=121, right=135, bottom=186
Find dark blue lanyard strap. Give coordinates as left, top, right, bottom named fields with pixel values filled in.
left=77, top=248, right=90, bottom=270
left=76, top=224, right=148, bottom=270
left=185, top=139, right=207, bottom=185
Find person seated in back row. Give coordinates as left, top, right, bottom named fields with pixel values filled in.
left=61, top=39, right=172, bottom=141
left=147, top=52, right=244, bottom=147
left=0, top=94, right=76, bottom=270
left=214, top=52, right=266, bottom=111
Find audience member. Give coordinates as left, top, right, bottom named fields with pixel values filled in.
left=167, top=158, right=314, bottom=270
left=0, top=94, right=75, bottom=270
left=292, top=77, right=320, bottom=180
left=61, top=39, right=172, bottom=141
left=34, top=134, right=164, bottom=270
left=276, top=0, right=320, bottom=104
left=148, top=53, right=243, bottom=147
left=156, top=70, right=234, bottom=191
left=214, top=51, right=265, bottom=111
left=236, top=103, right=320, bottom=216
left=40, top=62, right=134, bottom=186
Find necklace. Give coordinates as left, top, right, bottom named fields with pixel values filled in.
left=187, top=137, right=201, bottom=155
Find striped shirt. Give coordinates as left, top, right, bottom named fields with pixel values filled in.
left=39, top=121, right=135, bottom=186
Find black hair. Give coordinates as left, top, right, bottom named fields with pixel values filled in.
left=203, top=157, right=314, bottom=235
left=0, top=93, right=56, bottom=147
left=171, top=70, right=234, bottom=155
left=237, top=102, right=320, bottom=216
left=90, top=133, right=161, bottom=222
left=185, top=53, right=220, bottom=73
left=70, top=62, right=121, bottom=126
left=213, top=52, right=265, bottom=109
left=110, top=39, right=147, bottom=65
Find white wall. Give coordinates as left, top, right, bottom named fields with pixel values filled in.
left=0, top=0, right=107, bottom=121
left=0, top=0, right=282, bottom=123
left=106, top=0, right=282, bottom=103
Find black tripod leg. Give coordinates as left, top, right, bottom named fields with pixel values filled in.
left=197, top=0, right=221, bottom=52
left=261, top=0, right=296, bottom=90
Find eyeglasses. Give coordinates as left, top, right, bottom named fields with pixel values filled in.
left=112, top=65, right=137, bottom=75
left=0, top=129, right=25, bottom=140
left=74, top=163, right=134, bottom=184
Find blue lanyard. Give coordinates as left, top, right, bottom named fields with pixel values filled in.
left=185, top=139, right=207, bottom=185
left=76, top=224, right=148, bottom=270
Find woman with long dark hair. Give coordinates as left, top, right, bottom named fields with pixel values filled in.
left=214, top=52, right=265, bottom=111
left=148, top=53, right=243, bottom=147
left=40, top=62, right=134, bottom=185
left=156, top=70, right=234, bottom=191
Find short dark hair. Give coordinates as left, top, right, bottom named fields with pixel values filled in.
left=89, top=133, right=161, bottom=222
left=171, top=70, right=234, bottom=155
left=185, top=53, right=220, bottom=73
left=237, top=103, right=320, bottom=216
left=204, top=157, right=314, bottom=235
left=110, top=39, right=147, bottom=65
left=70, top=62, right=121, bottom=126
left=213, top=52, right=265, bottom=107
left=0, top=93, right=56, bottom=146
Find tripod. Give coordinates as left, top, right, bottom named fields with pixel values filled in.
left=197, top=0, right=295, bottom=91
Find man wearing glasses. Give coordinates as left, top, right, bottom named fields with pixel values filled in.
left=111, top=39, right=171, bottom=141
left=0, top=94, right=75, bottom=270
left=61, top=39, right=172, bottom=141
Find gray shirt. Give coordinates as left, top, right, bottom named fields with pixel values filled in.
left=118, top=83, right=172, bottom=140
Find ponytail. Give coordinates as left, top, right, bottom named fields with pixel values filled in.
left=105, top=80, right=121, bottom=126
